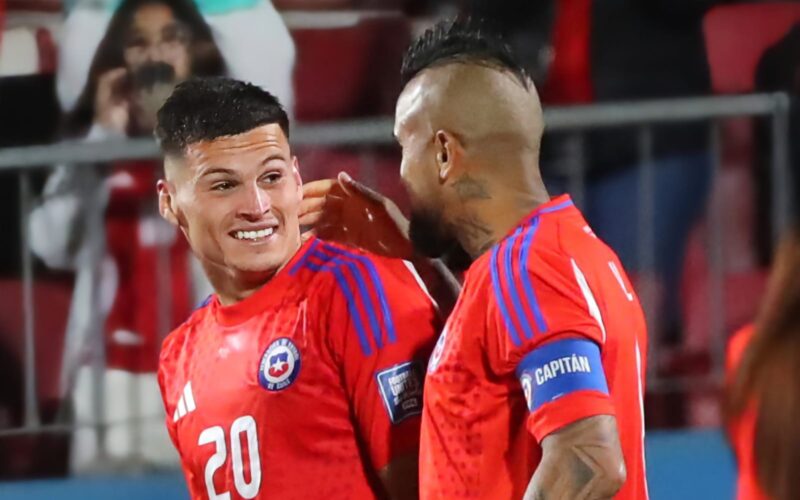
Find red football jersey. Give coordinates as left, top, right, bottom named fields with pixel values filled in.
left=420, top=195, right=649, bottom=499
left=727, top=324, right=767, bottom=500
left=158, top=237, right=440, bottom=499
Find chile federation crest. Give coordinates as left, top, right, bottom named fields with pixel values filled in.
left=258, top=338, right=301, bottom=392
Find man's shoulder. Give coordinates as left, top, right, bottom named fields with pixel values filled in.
left=299, top=238, right=423, bottom=293
left=160, top=300, right=214, bottom=369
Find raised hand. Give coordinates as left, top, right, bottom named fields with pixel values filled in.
left=300, top=172, right=414, bottom=260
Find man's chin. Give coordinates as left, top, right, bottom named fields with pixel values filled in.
left=229, top=258, right=284, bottom=281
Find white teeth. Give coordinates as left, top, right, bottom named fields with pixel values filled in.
left=235, top=228, right=275, bottom=241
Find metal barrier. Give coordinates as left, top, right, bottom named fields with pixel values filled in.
left=0, top=92, right=792, bottom=468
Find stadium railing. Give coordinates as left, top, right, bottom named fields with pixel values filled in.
left=0, top=92, right=791, bottom=469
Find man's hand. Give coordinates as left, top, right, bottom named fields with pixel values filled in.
left=524, top=415, right=626, bottom=500
left=300, top=172, right=415, bottom=260
left=94, top=68, right=131, bottom=135
left=378, top=453, right=419, bottom=500
left=300, top=172, right=460, bottom=315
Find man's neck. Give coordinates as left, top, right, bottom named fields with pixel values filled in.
left=205, top=245, right=302, bottom=306
left=211, top=269, right=276, bottom=306
left=454, top=183, right=550, bottom=259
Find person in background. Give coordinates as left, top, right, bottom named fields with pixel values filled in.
left=29, top=0, right=225, bottom=472
left=752, top=23, right=800, bottom=267
left=726, top=182, right=800, bottom=500
left=726, top=25, right=800, bottom=500
left=57, top=0, right=294, bottom=116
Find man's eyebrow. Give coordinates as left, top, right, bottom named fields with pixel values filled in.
left=198, top=167, right=236, bottom=178
left=261, top=153, right=287, bottom=165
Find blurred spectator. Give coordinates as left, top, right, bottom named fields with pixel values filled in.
left=64, top=0, right=225, bottom=138
left=753, top=23, right=800, bottom=266
left=539, top=0, right=732, bottom=350
left=29, top=0, right=227, bottom=472
left=57, top=0, right=294, bottom=115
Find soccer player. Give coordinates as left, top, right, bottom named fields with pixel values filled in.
left=153, top=77, right=440, bottom=499
left=303, top=21, right=649, bottom=499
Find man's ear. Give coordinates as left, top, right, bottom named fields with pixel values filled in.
left=157, top=179, right=179, bottom=226
left=434, top=130, right=462, bottom=183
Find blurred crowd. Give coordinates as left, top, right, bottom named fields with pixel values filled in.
left=0, top=0, right=797, bottom=480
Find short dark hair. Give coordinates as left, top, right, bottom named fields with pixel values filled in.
left=156, top=77, right=290, bottom=155
left=400, top=18, right=530, bottom=89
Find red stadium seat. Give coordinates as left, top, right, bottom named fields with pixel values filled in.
left=704, top=2, right=800, bottom=94
left=0, top=279, right=71, bottom=404
left=292, top=14, right=410, bottom=121
left=0, top=279, right=71, bottom=479
left=35, top=27, right=56, bottom=74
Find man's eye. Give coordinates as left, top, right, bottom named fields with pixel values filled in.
left=263, top=173, right=282, bottom=184
left=212, top=181, right=234, bottom=191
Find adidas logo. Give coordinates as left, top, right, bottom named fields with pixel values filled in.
left=173, top=382, right=196, bottom=422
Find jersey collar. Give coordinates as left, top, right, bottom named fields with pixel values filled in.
left=211, top=236, right=317, bottom=326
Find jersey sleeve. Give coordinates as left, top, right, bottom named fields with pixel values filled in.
left=325, top=256, right=440, bottom=472
left=484, top=243, right=615, bottom=441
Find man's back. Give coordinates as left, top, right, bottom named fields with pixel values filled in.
left=421, top=195, right=648, bottom=499
left=159, top=237, right=440, bottom=499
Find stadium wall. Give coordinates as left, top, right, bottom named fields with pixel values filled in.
left=0, top=429, right=736, bottom=500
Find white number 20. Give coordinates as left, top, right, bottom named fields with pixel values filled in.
left=198, top=415, right=262, bottom=499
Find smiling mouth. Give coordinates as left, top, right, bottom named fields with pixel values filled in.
left=232, top=227, right=275, bottom=241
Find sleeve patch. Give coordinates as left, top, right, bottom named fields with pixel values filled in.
left=516, top=339, right=608, bottom=411
left=376, top=361, right=424, bottom=424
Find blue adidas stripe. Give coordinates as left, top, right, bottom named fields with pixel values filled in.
left=490, top=243, right=522, bottom=347
left=310, top=249, right=385, bottom=350
left=503, top=227, right=536, bottom=342
left=519, top=219, right=548, bottom=333
left=538, top=199, right=573, bottom=214
left=320, top=244, right=397, bottom=344
left=304, top=260, right=373, bottom=355
left=288, top=239, right=321, bottom=276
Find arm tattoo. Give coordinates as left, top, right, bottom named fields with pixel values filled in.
left=524, top=415, right=625, bottom=500
left=450, top=174, right=491, bottom=201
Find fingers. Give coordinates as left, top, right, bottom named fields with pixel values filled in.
left=298, top=195, right=327, bottom=218
left=298, top=210, right=325, bottom=228
left=298, top=192, right=345, bottom=228
left=97, top=68, right=128, bottom=97
left=302, top=178, right=339, bottom=199
left=337, top=172, right=386, bottom=204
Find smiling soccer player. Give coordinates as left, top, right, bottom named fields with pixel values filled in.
left=154, top=77, right=440, bottom=500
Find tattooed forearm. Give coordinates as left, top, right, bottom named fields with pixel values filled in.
left=451, top=174, right=491, bottom=201
left=523, top=415, right=626, bottom=500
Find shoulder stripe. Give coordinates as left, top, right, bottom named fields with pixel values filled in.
left=304, top=259, right=373, bottom=355
left=539, top=199, right=574, bottom=214
left=288, top=239, right=321, bottom=275
left=503, top=228, right=536, bottom=341
left=518, top=219, right=548, bottom=333
left=491, top=218, right=549, bottom=347
left=491, top=242, right=523, bottom=347
left=311, top=248, right=385, bottom=351
left=319, top=243, right=397, bottom=344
